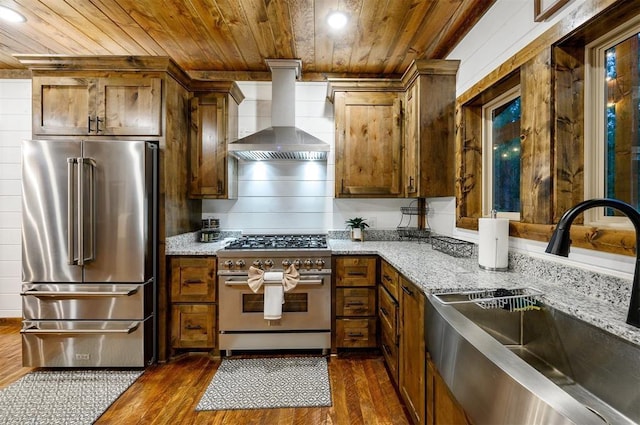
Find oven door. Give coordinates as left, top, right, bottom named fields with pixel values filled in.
left=218, top=273, right=331, bottom=332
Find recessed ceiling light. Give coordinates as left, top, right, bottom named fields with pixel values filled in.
left=0, top=6, right=26, bottom=23
left=327, top=11, right=348, bottom=30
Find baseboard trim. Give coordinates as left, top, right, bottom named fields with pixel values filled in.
left=0, top=318, right=22, bottom=326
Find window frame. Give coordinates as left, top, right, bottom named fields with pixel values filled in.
left=585, top=16, right=640, bottom=228
left=481, top=86, right=522, bottom=220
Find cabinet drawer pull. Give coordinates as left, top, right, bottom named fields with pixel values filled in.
left=347, top=271, right=367, bottom=276
left=87, top=116, right=94, bottom=133
left=345, top=301, right=365, bottom=307
left=96, top=116, right=103, bottom=133
left=183, top=279, right=204, bottom=284
left=185, top=324, right=203, bottom=330
left=401, top=285, right=413, bottom=296
left=347, top=332, right=364, bottom=338
left=380, top=307, right=388, bottom=317
left=383, top=274, right=392, bottom=281
left=382, top=343, right=392, bottom=356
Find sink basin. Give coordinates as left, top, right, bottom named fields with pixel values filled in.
left=427, top=290, right=640, bottom=425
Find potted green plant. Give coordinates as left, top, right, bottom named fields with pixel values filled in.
left=345, top=217, right=369, bottom=241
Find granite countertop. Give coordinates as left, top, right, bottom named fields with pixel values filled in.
left=165, top=233, right=640, bottom=346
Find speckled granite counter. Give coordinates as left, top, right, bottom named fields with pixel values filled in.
left=165, top=233, right=640, bottom=346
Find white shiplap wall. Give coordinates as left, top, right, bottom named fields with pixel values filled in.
left=448, top=0, right=582, bottom=96
left=0, top=79, right=30, bottom=317
left=202, top=81, right=417, bottom=233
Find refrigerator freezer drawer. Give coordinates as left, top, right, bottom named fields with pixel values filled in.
left=21, top=317, right=154, bottom=367
left=21, top=282, right=153, bottom=320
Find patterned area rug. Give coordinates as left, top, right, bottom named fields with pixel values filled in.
left=0, top=369, right=142, bottom=424
left=196, top=356, right=332, bottom=410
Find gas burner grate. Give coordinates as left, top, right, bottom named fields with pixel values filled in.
left=224, top=234, right=328, bottom=250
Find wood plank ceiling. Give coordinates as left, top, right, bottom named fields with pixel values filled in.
left=0, top=0, right=495, bottom=80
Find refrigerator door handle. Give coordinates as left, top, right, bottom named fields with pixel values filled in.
left=78, top=158, right=96, bottom=266
left=21, top=287, right=140, bottom=297
left=85, top=158, right=96, bottom=264
left=21, top=322, right=141, bottom=334
left=67, top=158, right=78, bottom=265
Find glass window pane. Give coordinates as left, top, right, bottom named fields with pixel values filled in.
left=491, top=97, right=521, bottom=213
left=603, top=33, right=640, bottom=216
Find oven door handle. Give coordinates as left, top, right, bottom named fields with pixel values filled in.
left=224, top=277, right=325, bottom=286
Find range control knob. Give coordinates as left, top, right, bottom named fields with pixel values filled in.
left=293, top=259, right=301, bottom=268
left=224, top=260, right=234, bottom=269
left=303, top=259, right=313, bottom=268
left=264, top=259, right=274, bottom=269
left=315, top=259, right=325, bottom=269
left=235, top=259, right=246, bottom=268
left=252, top=260, right=263, bottom=268
left=282, top=259, right=291, bottom=267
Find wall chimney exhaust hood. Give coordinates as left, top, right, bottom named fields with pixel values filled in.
left=228, top=59, right=329, bottom=161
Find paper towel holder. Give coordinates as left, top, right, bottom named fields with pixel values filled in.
left=478, top=211, right=509, bottom=272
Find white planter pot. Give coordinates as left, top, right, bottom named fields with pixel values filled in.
left=350, top=228, right=363, bottom=241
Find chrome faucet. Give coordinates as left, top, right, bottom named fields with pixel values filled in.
left=545, top=198, right=640, bottom=328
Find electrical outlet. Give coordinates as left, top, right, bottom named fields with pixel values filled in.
left=368, top=217, right=377, bottom=228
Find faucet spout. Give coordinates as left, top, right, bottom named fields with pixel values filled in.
left=545, top=198, right=640, bottom=328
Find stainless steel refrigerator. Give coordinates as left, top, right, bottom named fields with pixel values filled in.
left=21, top=139, right=157, bottom=367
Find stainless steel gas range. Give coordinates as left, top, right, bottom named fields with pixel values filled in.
left=217, top=234, right=331, bottom=355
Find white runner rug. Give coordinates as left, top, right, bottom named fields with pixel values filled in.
left=196, top=356, right=332, bottom=410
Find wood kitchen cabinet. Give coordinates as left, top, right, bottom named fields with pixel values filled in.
left=399, top=276, right=427, bottom=425
left=189, top=82, right=244, bottom=199
left=32, top=76, right=162, bottom=136
left=402, top=60, right=459, bottom=198
left=169, top=257, right=217, bottom=352
left=334, top=256, right=378, bottom=350
left=329, top=82, right=404, bottom=198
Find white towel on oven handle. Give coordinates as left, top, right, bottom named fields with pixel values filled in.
left=263, top=284, right=284, bottom=320
left=246, top=265, right=299, bottom=320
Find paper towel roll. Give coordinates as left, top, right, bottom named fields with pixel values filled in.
left=478, top=218, right=509, bottom=271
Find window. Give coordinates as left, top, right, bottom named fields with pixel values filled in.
left=586, top=17, right=640, bottom=227
left=482, top=87, right=521, bottom=219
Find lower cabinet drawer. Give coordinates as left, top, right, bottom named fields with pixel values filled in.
left=336, top=287, right=376, bottom=316
left=335, top=318, right=377, bottom=348
left=171, top=304, right=216, bottom=349
left=378, top=285, right=398, bottom=339
left=381, top=327, right=399, bottom=384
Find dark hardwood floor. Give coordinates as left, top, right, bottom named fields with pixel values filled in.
left=0, top=320, right=410, bottom=424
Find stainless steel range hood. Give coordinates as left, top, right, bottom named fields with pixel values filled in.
left=228, top=59, right=329, bottom=161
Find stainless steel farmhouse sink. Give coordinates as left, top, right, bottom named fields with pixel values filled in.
left=427, top=289, right=640, bottom=425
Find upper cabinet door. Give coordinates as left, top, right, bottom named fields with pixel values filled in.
left=189, top=92, right=239, bottom=199
left=32, top=76, right=162, bottom=136
left=33, top=77, right=95, bottom=136
left=334, top=91, right=403, bottom=198
left=97, top=77, right=162, bottom=136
